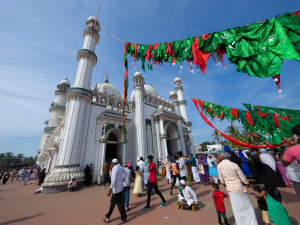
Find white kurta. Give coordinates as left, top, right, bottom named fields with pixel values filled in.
left=166, top=170, right=172, bottom=183
left=228, top=192, right=258, bottom=225
left=178, top=186, right=198, bottom=206
left=191, top=167, right=200, bottom=182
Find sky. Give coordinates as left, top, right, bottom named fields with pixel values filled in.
left=0, top=0, right=300, bottom=157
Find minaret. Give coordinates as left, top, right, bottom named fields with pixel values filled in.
left=133, top=71, right=147, bottom=158
left=40, top=78, right=70, bottom=153
left=169, top=90, right=186, bottom=155
left=174, top=77, right=196, bottom=154
left=43, top=16, right=100, bottom=189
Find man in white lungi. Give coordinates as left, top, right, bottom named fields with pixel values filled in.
left=178, top=180, right=198, bottom=207
left=164, top=155, right=172, bottom=184
left=218, top=152, right=258, bottom=225
left=189, top=154, right=200, bottom=184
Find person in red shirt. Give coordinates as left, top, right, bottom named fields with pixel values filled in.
left=212, top=183, right=229, bottom=225
left=142, top=155, right=166, bottom=210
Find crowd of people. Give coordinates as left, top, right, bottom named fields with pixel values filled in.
left=2, top=124, right=300, bottom=225
left=0, top=166, right=46, bottom=186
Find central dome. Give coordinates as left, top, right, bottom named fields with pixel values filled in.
left=92, top=75, right=122, bottom=98
left=131, top=84, right=158, bottom=101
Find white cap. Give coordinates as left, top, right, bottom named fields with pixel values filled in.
left=180, top=180, right=186, bottom=185
left=112, top=158, right=118, bottom=164
left=72, top=176, right=75, bottom=180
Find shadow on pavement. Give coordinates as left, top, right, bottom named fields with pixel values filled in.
left=0, top=213, right=45, bottom=225
left=0, top=189, right=15, bottom=192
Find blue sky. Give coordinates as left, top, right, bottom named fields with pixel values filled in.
left=0, top=0, right=300, bottom=157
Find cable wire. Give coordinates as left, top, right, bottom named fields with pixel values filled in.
left=110, top=0, right=133, bottom=33
left=0, top=92, right=52, bottom=102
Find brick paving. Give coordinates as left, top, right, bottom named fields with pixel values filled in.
left=0, top=177, right=299, bottom=225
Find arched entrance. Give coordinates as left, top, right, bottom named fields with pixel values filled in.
left=166, top=123, right=179, bottom=157
left=105, top=129, right=125, bottom=164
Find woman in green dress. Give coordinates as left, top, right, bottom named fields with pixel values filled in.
left=253, top=176, right=291, bottom=225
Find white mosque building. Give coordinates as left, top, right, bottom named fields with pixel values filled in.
left=36, top=16, right=196, bottom=193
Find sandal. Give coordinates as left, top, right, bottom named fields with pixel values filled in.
left=102, top=217, right=109, bottom=223
left=118, top=220, right=127, bottom=224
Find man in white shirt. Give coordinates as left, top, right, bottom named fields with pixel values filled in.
left=122, top=162, right=131, bottom=211
left=137, top=157, right=145, bottom=168
left=103, top=159, right=128, bottom=224
left=177, top=151, right=188, bottom=181
left=178, top=180, right=198, bottom=207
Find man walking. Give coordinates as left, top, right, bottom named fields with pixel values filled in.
left=217, top=151, right=258, bottom=225
left=122, top=163, right=131, bottom=212
left=103, top=159, right=128, bottom=224
left=189, top=154, right=200, bottom=184
left=142, top=155, right=166, bottom=210
left=177, top=151, right=188, bottom=181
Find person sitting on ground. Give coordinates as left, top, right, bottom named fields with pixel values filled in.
left=68, top=177, right=78, bottom=192
left=177, top=180, right=198, bottom=209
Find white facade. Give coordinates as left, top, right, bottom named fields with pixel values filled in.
left=36, top=16, right=196, bottom=190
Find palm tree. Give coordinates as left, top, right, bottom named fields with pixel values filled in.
left=23, top=157, right=29, bottom=163
left=0, top=153, right=5, bottom=164
left=240, top=128, right=260, bottom=145
left=15, top=154, right=24, bottom=164
left=2, top=152, right=14, bottom=165
left=225, top=126, right=242, bottom=149
left=220, top=139, right=229, bottom=146
left=212, top=130, right=223, bottom=149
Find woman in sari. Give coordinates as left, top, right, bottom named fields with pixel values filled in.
left=198, top=155, right=209, bottom=185
left=275, top=152, right=293, bottom=187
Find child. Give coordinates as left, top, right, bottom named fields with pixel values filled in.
left=212, top=183, right=229, bottom=225
left=252, top=186, right=270, bottom=225
left=133, top=166, right=143, bottom=197
left=252, top=176, right=291, bottom=225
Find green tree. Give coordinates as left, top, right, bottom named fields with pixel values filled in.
left=212, top=130, right=223, bottom=145
left=15, top=154, right=24, bottom=164
left=2, top=152, right=14, bottom=165
left=225, top=126, right=242, bottom=149
left=200, top=141, right=212, bottom=152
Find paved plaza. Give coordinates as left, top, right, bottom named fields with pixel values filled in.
left=0, top=177, right=300, bottom=225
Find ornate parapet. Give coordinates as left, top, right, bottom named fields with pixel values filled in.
left=77, top=49, right=97, bottom=66
left=49, top=104, right=66, bottom=112
left=55, top=90, right=67, bottom=95
left=66, top=87, right=93, bottom=101
left=178, top=100, right=187, bottom=105
left=184, top=121, right=192, bottom=126
left=44, top=126, right=55, bottom=132
left=83, top=27, right=100, bottom=44
left=175, top=86, right=183, bottom=91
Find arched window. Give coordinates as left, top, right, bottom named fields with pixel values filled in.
left=101, top=97, right=107, bottom=105
left=125, top=104, right=129, bottom=110
left=117, top=102, right=122, bottom=109
left=132, top=102, right=135, bottom=110
left=154, top=100, right=157, bottom=106
left=92, top=95, right=98, bottom=102
left=109, top=99, right=115, bottom=107
left=143, top=96, right=147, bottom=102
left=149, top=98, right=153, bottom=104
left=108, top=133, right=118, bottom=142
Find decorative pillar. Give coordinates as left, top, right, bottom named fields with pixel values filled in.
left=154, top=117, right=162, bottom=160
left=133, top=71, right=147, bottom=158
left=170, top=90, right=186, bottom=155
left=97, top=141, right=107, bottom=184
left=159, top=118, right=168, bottom=157
left=174, top=77, right=196, bottom=154
left=44, top=16, right=100, bottom=187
